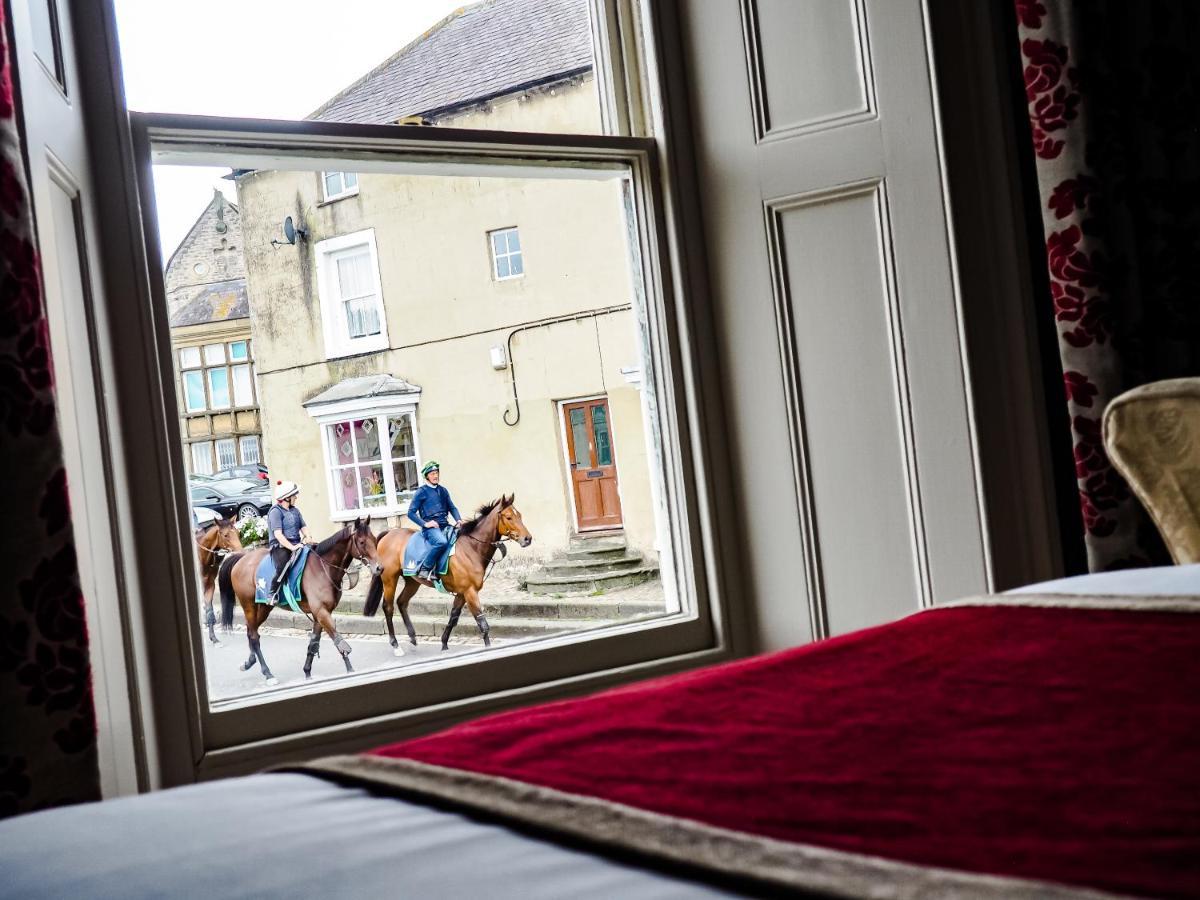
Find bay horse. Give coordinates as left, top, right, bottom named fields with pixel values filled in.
left=363, top=495, right=532, bottom=653
left=195, top=517, right=242, bottom=646
left=218, top=517, right=382, bottom=685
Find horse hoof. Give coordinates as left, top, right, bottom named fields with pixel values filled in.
left=393, top=647, right=405, bottom=657
left=240, top=662, right=254, bottom=671
left=266, top=676, right=279, bottom=686
left=409, top=637, right=418, bottom=646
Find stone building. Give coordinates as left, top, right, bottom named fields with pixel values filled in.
left=166, top=190, right=264, bottom=475
left=234, top=0, right=661, bottom=568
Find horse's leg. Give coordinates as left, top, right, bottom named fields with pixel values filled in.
left=463, top=587, right=491, bottom=648
left=302, top=617, right=322, bottom=680
left=313, top=603, right=353, bottom=673
left=201, top=574, right=220, bottom=646
left=243, top=605, right=278, bottom=685
left=441, top=594, right=466, bottom=651
left=397, top=578, right=420, bottom=648
left=381, top=570, right=400, bottom=655
left=239, top=598, right=257, bottom=672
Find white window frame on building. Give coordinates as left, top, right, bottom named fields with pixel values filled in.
left=178, top=339, right=257, bottom=413
left=310, top=399, right=422, bottom=521
left=314, top=228, right=390, bottom=359
left=488, top=226, right=524, bottom=281
left=321, top=170, right=358, bottom=202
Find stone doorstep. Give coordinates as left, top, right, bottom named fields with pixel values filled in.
left=540, top=554, right=645, bottom=577
left=225, top=605, right=664, bottom=638
left=563, top=546, right=630, bottom=562
left=524, top=566, right=660, bottom=596
left=567, top=532, right=626, bottom=553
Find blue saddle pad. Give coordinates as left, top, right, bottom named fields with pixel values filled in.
left=402, top=527, right=457, bottom=587
left=254, top=546, right=310, bottom=611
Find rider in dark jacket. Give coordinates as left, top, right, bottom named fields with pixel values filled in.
left=406, top=461, right=461, bottom=579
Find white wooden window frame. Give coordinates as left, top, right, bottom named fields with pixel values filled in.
left=488, top=226, right=524, bottom=281
left=314, top=229, right=389, bottom=359
left=239, top=435, right=260, bottom=464
left=310, top=399, right=422, bottom=521
left=321, top=170, right=359, bottom=202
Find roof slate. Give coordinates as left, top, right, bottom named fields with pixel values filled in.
left=169, top=280, right=250, bottom=327
left=308, top=0, right=592, bottom=125
left=302, top=374, right=423, bottom=408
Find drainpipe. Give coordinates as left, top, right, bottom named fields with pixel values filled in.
left=502, top=303, right=632, bottom=426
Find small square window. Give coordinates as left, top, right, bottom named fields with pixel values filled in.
left=229, top=340, right=249, bottom=361
left=322, top=171, right=359, bottom=202
left=203, top=343, right=225, bottom=365
left=489, top=226, right=523, bottom=281
left=179, top=346, right=201, bottom=369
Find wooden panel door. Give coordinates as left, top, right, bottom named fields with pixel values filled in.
left=563, top=398, right=623, bottom=531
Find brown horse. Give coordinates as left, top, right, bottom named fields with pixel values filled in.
left=218, top=517, right=382, bottom=685
left=363, top=495, right=532, bottom=653
left=195, top=517, right=242, bottom=646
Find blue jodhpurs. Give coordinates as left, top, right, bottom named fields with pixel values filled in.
left=422, top=525, right=450, bottom=571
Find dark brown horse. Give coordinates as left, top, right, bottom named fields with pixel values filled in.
left=363, top=495, right=532, bottom=653
left=218, top=517, right=382, bottom=685
left=195, top=517, right=242, bottom=645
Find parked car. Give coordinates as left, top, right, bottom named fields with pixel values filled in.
left=189, top=482, right=272, bottom=522
left=212, top=463, right=269, bottom=484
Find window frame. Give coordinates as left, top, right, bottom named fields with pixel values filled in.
left=488, top=225, right=524, bottom=281
left=321, top=169, right=359, bottom=202
left=312, top=402, right=422, bottom=521
left=314, top=228, right=390, bottom=359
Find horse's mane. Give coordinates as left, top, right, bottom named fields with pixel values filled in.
left=315, top=525, right=350, bottom=556
left=458, top=497, right=510, bottom=536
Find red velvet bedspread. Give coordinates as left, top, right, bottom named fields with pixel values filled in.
left=333, top=600, right=1200, bottom=896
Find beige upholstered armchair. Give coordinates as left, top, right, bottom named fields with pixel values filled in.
left=1103, top=378, right=1200, bottom=564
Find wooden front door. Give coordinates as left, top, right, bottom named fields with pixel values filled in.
left=563, top=398, right=623, bottom=531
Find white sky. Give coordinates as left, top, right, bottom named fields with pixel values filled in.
left=113, top=0, right=465, bottom=260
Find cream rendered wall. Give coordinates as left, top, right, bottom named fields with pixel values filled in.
left=237, top=80, right=657, bottom=556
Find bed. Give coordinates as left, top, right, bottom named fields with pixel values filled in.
left=2, top=566, right=1198, bottom=899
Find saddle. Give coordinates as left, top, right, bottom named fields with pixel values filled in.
left=402, top=526, right=457, bottom=592
left=255, top=546, right=310, bottom=611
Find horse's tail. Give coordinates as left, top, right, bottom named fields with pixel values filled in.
left=219, top=552, right=243, bottom=628
left=363, top=570, right=385, bottom=618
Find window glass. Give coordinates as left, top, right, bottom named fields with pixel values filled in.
left=240, top=435, right=261, bottom=464
left=190, top=441, right=213, bottom=475
left=179, top=346, right=201, bottom=368
left=207, top=368, right=230, bottom=409
left=215, top=438, right=237, bottom=469
left=151, top=151, right=682, bottom=708
left=592, top=404, right=612, bottom=466
left=324, top=172, right=342, bottom=197
left=203, top=343, right=225, bottom=365
left=183, top=370, right=206, bottom=411
left=344, top=172, right=358, bottom=189
left=569, top=407, right=590, bottom=468
left=232, top=364, right=254, bottom=407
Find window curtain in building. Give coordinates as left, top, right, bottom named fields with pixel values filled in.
left=1014, top=0, right=1200, bottom=571
left=0, top=4, right=99, bottom=817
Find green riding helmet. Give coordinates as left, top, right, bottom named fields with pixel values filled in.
left=421, top=460, right=440, bottom=478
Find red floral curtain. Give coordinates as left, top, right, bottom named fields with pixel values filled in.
left=1014, top=0, right=1200, bottom=570
left=0, top=3, right=99, bottom=816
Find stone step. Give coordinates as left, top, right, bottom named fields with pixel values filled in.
left=541, top=553, right=644, bottom=577
left=564, top=545, right=630, bottom=562
left=225, top=605, right=662, bottom=640
left=567, top=533, right=626, bottom=553
left=406, top=596, right=664, bottom=620
left=524, top=566, right=659, bottom=596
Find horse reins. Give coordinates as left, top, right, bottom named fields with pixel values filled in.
left=458, top=529, right=512, bottom=585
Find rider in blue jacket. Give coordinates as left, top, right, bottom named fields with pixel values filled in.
left=407, top=461, right=462, bottom=579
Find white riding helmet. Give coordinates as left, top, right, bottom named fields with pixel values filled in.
left=274, top=480, right=299, bottom=503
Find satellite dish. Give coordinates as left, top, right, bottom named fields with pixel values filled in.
left=283, top=216, right=297, bottom=244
